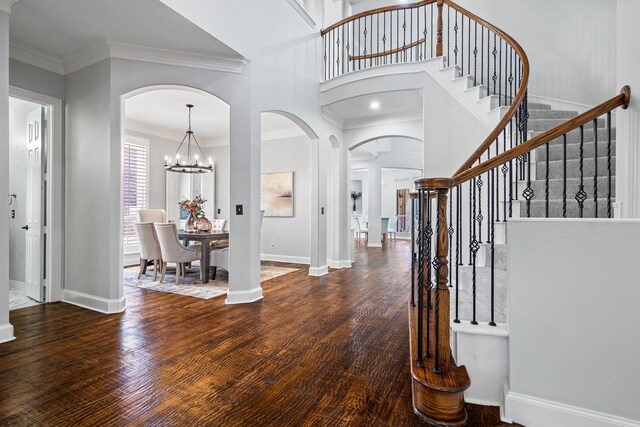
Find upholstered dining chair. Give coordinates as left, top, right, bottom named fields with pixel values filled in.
left=134, top=222, right=162, bottom=281
left=356, top=217, right=369, bottom=245
left=154, top=223, right=199, bottom=285
left=137, top=209, right=166, bottom=224
left=210, top=247, right=229, bottom=280
left=387, top=216, right=398, bottom=241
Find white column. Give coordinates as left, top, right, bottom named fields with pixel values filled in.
left=309, top=137, right=328, bottom=276
left=227, top=71, right=262, bottom=303
left=337, top=141, right=351, bottom=266
left=0, top=5, right=14, bottom=343
left=367, top=163, right=382, bottom=247
left=616, top=0, right=640, bottom=218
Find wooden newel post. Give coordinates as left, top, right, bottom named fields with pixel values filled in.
left=433, top=184, right=451, bottom=372
left=436, top=0, right=444, bottom=57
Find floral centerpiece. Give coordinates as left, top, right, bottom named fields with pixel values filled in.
left=351, top=191, right=362, bottom=212
left=179, top=195, right=210, bottom=232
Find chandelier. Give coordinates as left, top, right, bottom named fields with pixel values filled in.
left=164, top=104, right=213, bottom=174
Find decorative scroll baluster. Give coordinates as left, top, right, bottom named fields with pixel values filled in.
left=471, top=178, right=478, bottom=325
left=576, top=125, right=587, bottom=218
left=563, top=134, right=568, bottom=218
left=416, top=191, right=425, bottom=368
left=454, top=185, right=460, bottom=323
left=477, top=173, right=483, bottom=243
left=545, top=142, right=549, bottom=217
left=448, top=191, right=453, bottom=288
left=411, top=194, right=416, bottom=307
left=453, top=11, right=459, bottom=65
left=593, top=118, right=599, bottom=217
left=473, top=21, right=478, bottom=86
left=425, top=194, right=433, bottom=358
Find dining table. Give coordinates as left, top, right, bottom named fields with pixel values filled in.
left=178, top=229, right=229, bottom=283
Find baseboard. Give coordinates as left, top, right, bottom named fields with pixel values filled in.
left=503, top=389, right=640, bottom=427
left=226, top=287, right=263, bottom=305
left=260, top=253, right=310, bottom=265
left=9, top=280, right=25, bottom=291
left=123, top=252, right=139, bottom=268
left=308, top=265, right=329, bottom=276
left=328, top=259, right=353, bottom=269
left=528, top=94, right=593, bottom=114
left=0, top=323, right=15, bottom=344
left=61, top=290, right=127, bottom=314
left=367, top=243, right=383, bottom=248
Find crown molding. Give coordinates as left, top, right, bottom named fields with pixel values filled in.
left=63, top=37, right=248, bottom=75
left=125, top=120, right=218, bottom=148
left=10, top=41, right=65, bottom=75
left=0, top=0, right=19, bottom=14
left=285, top=0, right=316, bottom=28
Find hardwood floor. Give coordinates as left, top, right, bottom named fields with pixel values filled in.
left=0, top=241, right=519, bottom=426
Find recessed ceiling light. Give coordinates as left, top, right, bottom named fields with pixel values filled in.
left=370, top=101, right=380, bottom=110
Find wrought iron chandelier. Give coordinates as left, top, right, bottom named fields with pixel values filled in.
left=164, top=104, right=213, bottom=174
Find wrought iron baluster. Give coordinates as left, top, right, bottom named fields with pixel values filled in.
left=423, top=4, right=428, bottom=60
left=446, top=5, right=450, bottom=65
left=376, top=12, right=380, bottom=67
left=607, top=112, right=612, bottom=218
left=454, top=11, right=458, bottom=66
left=576, top=125, right=587, bottom=218
left=454, top=185, right=461, bottom=323
left=486, top=150, right=491, bottom=242
left=490, top=160, right=496, bottom=326
left=473, top=21, right=478, bottom=86
left=477, top=170, right=483, bottom=243
left=323, top=34, right=327, bottom=80
left=467, top=16, right=471, bottom=76
left=411, top=196, right=416, bottom=307
left=470, top=178, right=478, bottom=325
left=425, top=194, right=433, bottom=358
left=593, top=118, right=599, bottom=217
left=403, top=9, right=407, bottom=62
left=498, top=38, right=502, bottom=106
left=563, top=134, right=567, bottom=218
left=492, top=33, right=497, bottom=97
left=545, top=142, right=550, bottom=217
left=433, top=189, right=442, bottom=373
left=416, top=191, right=424, bottom=368
left=448, top=191, right=453, bottom=288
left=430, top=2, right=434, bottom=57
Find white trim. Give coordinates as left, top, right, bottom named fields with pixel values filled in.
left=261, top=127, right=307, bottom=141
left=308, top=265, right=329, bottom=276
left=225, top=287, right=264, bottom=305
left=64, top=38, right=248, bottom=75
left=321, top=107, right=346, bottom=129
left=285, top=0, right=316, bottom=28
left=0, top=324, right=15, bottom=344
left=367, top=243, right=383, bottom=248
left=503, top=389, right=640, bottom=427
left=0, top=0, right=17, bottom=14
left=10, top=42, right=65, bottom=75
left=61, top=290, right=127, bottom=314
left=528, top=94, right=593, bottom=115
left=9, top=280, right=25, bottom=291
left=260, top=253, right=310, bottom=265
left=9, top=87, right=64, bottom=304
left=328, top=259, right=352, bottom=269
left=451, top=321, right=509, bottom=337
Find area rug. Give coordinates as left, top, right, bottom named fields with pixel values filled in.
left=123, top=263, right=300, bottom=300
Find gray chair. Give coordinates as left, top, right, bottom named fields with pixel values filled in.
left=134, top=222, right=162, bottom=281
left=154, top=223, right=199, bottom=285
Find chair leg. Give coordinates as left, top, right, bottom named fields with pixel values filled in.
left=211, top=267, right=217, bottom=281
left=153, top=261, right=158, bottom=282
left=160, top=262, right=166, bottom=283
left=175, top=263, right=180, bottom=285
left=137, top=259, right=145, bottom=279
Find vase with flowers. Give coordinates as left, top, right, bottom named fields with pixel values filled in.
left=179, top=195, right=209, bottom=232
left=351, top=191, right=362, bottom=213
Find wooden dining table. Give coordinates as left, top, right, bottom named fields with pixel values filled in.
left=178, top=230, right=229, bottom=283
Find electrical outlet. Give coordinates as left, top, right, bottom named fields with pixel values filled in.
left=321, top=207, right=325, bottom=215
left=235, top=204, right=243, bottom=215
left=11, top=210, right=15, bottom=219
left=217, top=209, right=221, bottom=214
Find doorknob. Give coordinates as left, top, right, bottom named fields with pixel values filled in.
left=21, top=225, right=29, bottom=230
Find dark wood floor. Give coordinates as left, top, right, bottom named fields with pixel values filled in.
left=1, top=241, right=518, bottom=426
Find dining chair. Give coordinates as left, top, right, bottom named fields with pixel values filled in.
left=356, top=217, right=368, bottom=245
left=154, top=223, right=199, bottom=285
left=134, top=222, right=162, bottom=281
left=387, top=216, right=398, bottom=241
left=137, top=209, right=166, bottom=223
left=210, top=247, right=229, bottom=280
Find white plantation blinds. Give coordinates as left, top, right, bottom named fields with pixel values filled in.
left=123, top=143, right=148, bottom=246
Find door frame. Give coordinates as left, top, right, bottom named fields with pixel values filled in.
left=9, top=87, right=63, bottom=303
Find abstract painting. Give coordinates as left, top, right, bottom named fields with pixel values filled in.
left=261, top=172, right=294, bottom=217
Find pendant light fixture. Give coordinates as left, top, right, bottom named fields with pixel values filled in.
left=164, top=104, right=213, bottom=174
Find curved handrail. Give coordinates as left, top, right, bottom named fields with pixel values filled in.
left=451, top=86, right=631, bottom=186
left=445, top=0, right=530, bottom=176
left=321, top=0, right=437, bottom=36
left=350, top=38, right=426, bottom=61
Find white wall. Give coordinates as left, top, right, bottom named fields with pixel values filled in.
left=616, top=0, right=640, bottom=219
left=9, top=59, right=65, bottom=101
left=506, top=219, right=640, bottom=426
left=206, top=145, right=230, bottom=219
left=261, top=135, right=311, bottom=263
left=454, top=0, right=616, bottom=107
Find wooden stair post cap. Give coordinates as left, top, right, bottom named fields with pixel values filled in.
left=414, top=177, right=454, bottom=190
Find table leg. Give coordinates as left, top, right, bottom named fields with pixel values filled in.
left=200, top=241, right=210, bottom=283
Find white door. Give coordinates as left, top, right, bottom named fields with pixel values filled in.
left=25, top=107, right=45, bottom=302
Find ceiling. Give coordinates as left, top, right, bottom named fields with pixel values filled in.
left=323, top=90, right=422, bottom=128
left=351, top=137, right=422, bottom=160
left=10, top=0, right=240, bottom=64
left=125, top=89, right=304, bottom=145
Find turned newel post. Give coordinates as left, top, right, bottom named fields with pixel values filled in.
left=436, top=0, right=444, bottom=57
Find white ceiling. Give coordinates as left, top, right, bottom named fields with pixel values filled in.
left=10, top=0, right=240, bottom=61
left=323, top=90, right=422, bottom=128
left=124, top=89, right=304, bottom=145
left=351, top=137, right=422, bottom=160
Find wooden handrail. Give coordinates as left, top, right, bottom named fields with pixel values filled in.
left=452, top=86, right=631, bottom=186
left=445, top=0, right=530, bottom=176
left=349, top=38, right=426, bottom=61
left=320, top=0, right=437, bottom=36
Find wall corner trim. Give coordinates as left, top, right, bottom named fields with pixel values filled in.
left=225, top=287, right=263, bottom=305
left=61, top=290, right=127, bottom=314
left=308, top=265, right=329, bottom=276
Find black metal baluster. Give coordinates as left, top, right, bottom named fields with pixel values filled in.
left=323, top=34, right=327, bottom=80
left=593, top=118, right=599, bottom=218
left=403, top=9, right=407, bottom=63
left=498, top=39, right=502, bottom=106
left=607, top=112, right=613, bottom=218
left=448, top=190, right=453, bottom=288
left=471, top=178, right=478, bottom=325
left=430, top=3, right=434, bottom=57
left=490, top=159, right=496, bottom=326
left=563, top=134, right=567, bottom=218
left=473, top=21, right=478, bottom=86
left=376, top=12, right=380, bottom=67
left=363, top=17, right=367, bottom=69
left=397, top=10, right=399, bottom=63
left=433, top=190, right=442, bottom=373
left=416, top=190, right=424, bottom=368
left=467, top=17, right=471, bottom=76
left=477, top=171, right=483, bottom=243
left=468, top=180, right=472, bottom=265
left=486, top=150, right=491, bottom=241
left=370, top=14, right=374, bottom=67
left=446, top=5, right=450, bottom=66
left=454, top=11, right=458, bottom=66
left=454, top=185, right=460, bottom=323
left=424, top=4, right=428, bottom=61
left=545, top=142, right=549, bottom=217
left=503, top=129, right=509, bottom=220
left=576, top=125, right=586, bottom=218
left=481, top=25, right=484, bottom=86
left=411, top=196, right=416, bottom=307
left=425, top=194, right=432, bottom=358
left=461, top=13, right=464, bottom=74
left=492, top=33, right=497, bottom=97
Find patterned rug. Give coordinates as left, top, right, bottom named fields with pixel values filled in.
left=123, top=263, right=300, bottom=300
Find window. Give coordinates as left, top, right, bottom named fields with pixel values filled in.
left=123, top=142, right=148, bottom=247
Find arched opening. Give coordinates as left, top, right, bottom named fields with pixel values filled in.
left=349, top=136, right=423, bottom=257
left=120, top=85, right=231, bottom=295
left=259, top=111, right=326, bottom=276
